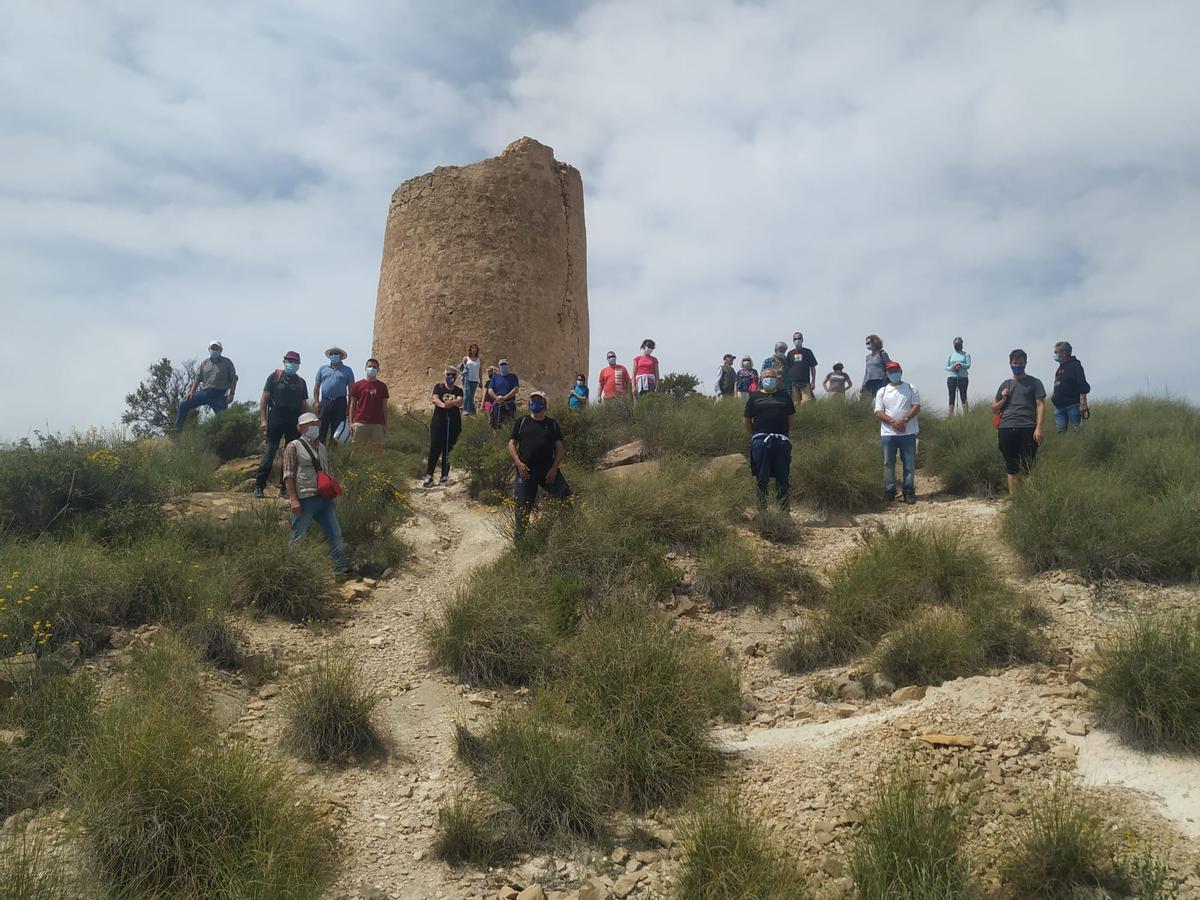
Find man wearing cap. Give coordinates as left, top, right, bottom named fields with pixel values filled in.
left=597, top=351, right=632, bottom=403
left=785, top=331, right=818, bottom=406
left=283, top=411, right=348, bottom=573
left=348, top=358, right=390, bottom=454
left=761, top=342, right=791, bottom=397
left=873, top=360, right=922, bottom=504
left=174, top=341, right=238, bottom=432
left=486, top=358, right=520, bottom=429
left=715, top=354, right=737, bottom=399
left=508, top=390, right=570, bottom=539
left=254, top=351, right=309, bottom=498
left=743, top=367, right=795, bottom=512
left=313, top=347, right=355, bottom=445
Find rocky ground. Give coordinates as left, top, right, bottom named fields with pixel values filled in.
left=9, top=466, right=1200, bottom=899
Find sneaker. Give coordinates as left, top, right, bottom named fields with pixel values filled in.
left=423, top=476, right=434, bottom=488
left=883, top=490, right=896, bottom=502
left=278, top=486, right=288, bottom=498
left=903, top=494, right=917, bottom=505
left=253, top=487, right=265, bottom=499
left=439, top=475, right=450, bottom=485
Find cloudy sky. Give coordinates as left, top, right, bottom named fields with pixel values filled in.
left=3, top=0, right=1198, bottom=439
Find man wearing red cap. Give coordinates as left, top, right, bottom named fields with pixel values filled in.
left=873, top=360, right=922, bottom=504
left=254, top=350, right=310, bottom=499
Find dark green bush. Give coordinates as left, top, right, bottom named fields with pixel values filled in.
left=450, top=416, right=514, bottom=500
left=657, top=371, right=702, bottom=400
left=634, top=394, right=745, bottom=459
left=875, top=608, right=983, bottom=686
left=1091, top=614, right=1200, bottom=751
left=198, top=402, right=261, bottom=461
left=431, top=795, right=515, bottom=867
left=752, top=506, right=800, bottom=544
left=921, top=406, right=1007, bottom=496
left=334, top=458, right=411, bottom=575
left=180, top=607, right=246, bottom=670
left=282, top=649, right=385, bottom=763
left=696, top=537, right=818, bottom=610
left=232, top=540, right=333, bottom=621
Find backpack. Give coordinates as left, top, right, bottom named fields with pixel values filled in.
left=298, top=440, right=342, bottom=500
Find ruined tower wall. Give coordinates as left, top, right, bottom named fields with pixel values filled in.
left=372, top=137, right=589, bottom=410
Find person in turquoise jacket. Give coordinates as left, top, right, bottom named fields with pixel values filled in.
left=945, top=337, right=971, bottom=415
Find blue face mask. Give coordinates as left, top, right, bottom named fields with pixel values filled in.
left=866, top=343, right=874, bottom=351
left=366, top=367, right=378, bottom=378
left=1053, top=356, right=1063, bottom=365
left=209, top=350, right=221, bottom=360
left=888, top=372, right=902, bottom=384
left=499, top=365, right=509, bottom=374
left=760, top=377, right=778, bottom=392
left=328, top=354, right=342, bottom=365
left=284, top=363, right=300, bottom=375
left=530, top=399, right=546, bottom=413
left=1011, top=364, right=1026, bottom=375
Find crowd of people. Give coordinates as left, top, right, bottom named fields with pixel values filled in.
left=173, top=332, right=1090, bottom=567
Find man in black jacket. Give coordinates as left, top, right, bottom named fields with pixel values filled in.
left=1051, top=341, right=1091, bottom=433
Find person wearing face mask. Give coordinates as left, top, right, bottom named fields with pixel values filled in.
left=597, top=351, right=631, bottom=403
left=283, top=412, right=348, bottom=574
left=735, top=356, right=759, bottom=398
left=761, top=342, right=791, bottom=397
left=482, top=365, right=498, bottom=417
left=633, top=339, right=660, bottom=396
left=1050, top=341, right=1090, bottom=433
left=348, top=358, right=390, bottom=453
left=743, top=367, right=796, bottom=512
left=313, top=347, right=355, bottom=446
left=486, top=358, right=520, bottom=429
left=785, top=331, right=819, bottom=405
left=861, top=335, right=890, bottom=399
left=254, top=350, right=309, bottom=499
left=992, top=349, right=1046, bottom=494
left=945, top=337, right=972, bottom=415
left=715, top=354, right=737, bottom=399
left=873, top=361, right=922, bottom=503
left=175, top=341, right=238, bottom=431
left=508, top=390, right=571, bottom=539
left=568, top=374, right=590, bottom=410
left=425, top=366, right=464, bottom=487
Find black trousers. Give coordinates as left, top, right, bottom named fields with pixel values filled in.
left=998, top=426, right=1038, bottom=476
left=427, top=419, right=462, bottom=477
left=513, top=466, right=572, bottom=537
left=318, top=396, right=347, bottom=445
left=947, top=377, right=969, bottom=407
left=255, top=419, right=299, bottom=491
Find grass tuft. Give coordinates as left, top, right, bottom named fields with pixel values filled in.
left=282, top=649, right=385, bottom=763
left=874, top=608, right=982, bottom=686
left=695, top=537, right=812, bottom=611
left=751, top=506, right=800, bottom=544
left=233, top=541, right=334, bottom=620
left=0, top=826, right=72, bottom=900
left=431, top=794, right=515, bottom=867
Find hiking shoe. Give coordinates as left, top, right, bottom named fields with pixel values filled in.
left=883, top=490, right=896, bottom=502
left=278, top=486, right=288, bottom=498
left=423, top=476, right=434, bottom=488
left=439, top=475, right=450, bottom=485
left=903, top=494, right=917, bottom=505
left=253, top=487, right=265, bottom=499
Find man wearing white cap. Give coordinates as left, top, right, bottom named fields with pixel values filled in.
left=313, top=346, right=355, bottom=445
left=175, top=341, right=238, bottom=432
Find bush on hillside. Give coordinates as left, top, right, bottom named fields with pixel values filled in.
left=696, top=536, right=820, bottom=610
left=335, top=458, right=411, bottom=575
left=676, top=793, right=807, bottom=899
left=282, top=649, right=385, bottom=763
left=633, top=395, right=745, bottom=459
left=431, top=795, right=515, bottom=867
left=657, top=372, right=702, bottom=400
left=180, top=606, right=246, bottom=670
left=450, top=417, right=514, bottom=501
left=920, top=406, right=1007, bottom=496
left=232, top=540, right=333, bottom=621
left=197, top=402, right=261, bottom=461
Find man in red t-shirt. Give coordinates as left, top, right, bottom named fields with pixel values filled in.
left=597, top=350, right=632, bottom=402
left=348, top=357, right=390, bottom=453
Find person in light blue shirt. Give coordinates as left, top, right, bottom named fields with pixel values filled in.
left=945, top=336, right=971, bottom=415
left=313, top=346, right=356, bottom=445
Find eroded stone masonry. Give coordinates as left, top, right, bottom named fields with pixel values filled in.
left=372, top=137, right=589, bottom=409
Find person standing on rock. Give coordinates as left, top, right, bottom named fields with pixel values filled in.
left=633, top=339, right=660, bottom=396
left=348, top=358, right=389, bottom=454
left=508, top=390, right=571, bottom=539
left=945, top=336, right=972, bottom=415
left=743, top=367, right=795, bottom=513
left=822, top=363, right=853, bottom=397
left=568, top=374, right=590, bottom=410
left=424, top=367, right=464, bottom=487
left=313, top=347, right=355, bottom=446
left=254, top=350, right=308, bottom=499
left=486, top=358, right=520, bottom=429
left=283, top=412, right=348, bottom=574
left=874, top=360, right=921, bottom=504
left=460, top=344, right=482, bottom=416
left=175, top=341, right=238, bottom=431
left=861, top=335, right=890, bottom=399
left=715, top=354, right=737, bottom=399
left=786, top=331, right=818, bottom=405
left=598, top=351, right=632, bottom=403
left=761, top=342, right=791, bottom=398
left=735, top=356, right=759, bottom=398
left=1051, top=341, right=1090, bottom=433
left=992, top=349, right=1046, bottom=494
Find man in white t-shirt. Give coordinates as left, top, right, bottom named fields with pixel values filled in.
left=873, top=360, right=922, bottom=504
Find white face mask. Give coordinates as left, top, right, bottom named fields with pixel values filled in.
left=304, top=425, right=319, bottom=439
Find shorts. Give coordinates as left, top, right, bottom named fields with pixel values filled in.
left=998, top=426, right=1038, bottom=476
left=947, top=377, right=968, bottom=406
left=352, top=423, right=385, bottom=444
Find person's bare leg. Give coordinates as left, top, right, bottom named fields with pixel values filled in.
left=1007, top=473, right=1019, bottom=494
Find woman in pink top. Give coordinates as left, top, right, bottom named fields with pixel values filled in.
left=633, top=339, right=660, bottom=395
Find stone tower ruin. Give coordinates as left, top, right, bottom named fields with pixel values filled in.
left=372, top=137, right=588, bottom=410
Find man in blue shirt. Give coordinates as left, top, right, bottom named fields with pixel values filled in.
left=313, top=346, right=355, bottom=445
left=486, top=358, right=520, bottom=429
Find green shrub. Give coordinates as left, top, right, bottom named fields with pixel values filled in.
left=118, top=531, right=234, bottom=626
left=1001, top=781, right=1123, bottom=898
left=751, top=506, right=799, bottom=544
left=851, top=767, right=978, bottom=900
left=233, top=539, right=333, bottom=621
left=69, top=634, right=338, bottom=898
left=198, top=402, right=261, bottom=461
left=1091, top=614, right=1200, bottom=751
left=450, top=417, right=514, bottom=499
left=334, top=458, right=411, bottom=575
left=180, top=606, right=246, bottom=670
left=282, top=649, right=384, bottom=763
left=457, top=712, right=609, bottom=844
left=676, top=793, right=807, bottom=899
left=695, top=537, right=817, bottom=611
left=788, top=430, right=882, bottom=513
left=921, top=406, right=1007, bottom=496
left=0, top=826, right=73, bottom=899
left=557, top=402, right=627, bottom=468
left=875, top=608, right=983, bottom=686
left=557, top=604, right=740, bottom=810
left=657, top=371, right=702, bottom=400
left=431, top=795, right=514, bottom=867
left=634, top=395, right=745, bottom=459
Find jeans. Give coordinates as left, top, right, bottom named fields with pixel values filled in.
left=750, top=434, right=791, bottom=511
left=318, top=396, right=348, bottom=445
left=290, top=495, right=347, bottom=571
left=463, top=380, right=479, bottom=414
left=1054, top=403, right=1082, bottom=433
left=174, top=388, right=228, bottom=431
left=256, top=419, right=299, bottom=491
left=882, top=433, right=917, bottom=497
left=513, top=466, right=571, bottom=538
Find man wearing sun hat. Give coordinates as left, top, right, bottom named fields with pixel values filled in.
left=283, top=411, right=348, bottom=573
left=313, top=346, right=355, bottom=445
left=174, top=340, right=238, bottom=432
left=254, top=350, right=309, bottom=499
left=872, top=359, right=922, bottom=504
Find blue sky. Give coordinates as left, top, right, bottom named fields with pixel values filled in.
left=3, top=0, right=1198, bottom=439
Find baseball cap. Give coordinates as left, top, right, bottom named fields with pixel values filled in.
left=209, top=340, right=223, bottom=351
left=529, top=390, right=547, bottom=401
left=884, top=361, right=902, bottom=372
left=283, top=350, right=301, bottom=362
